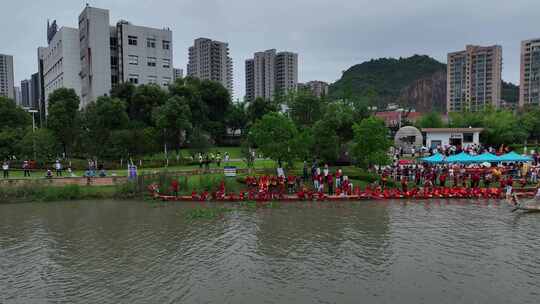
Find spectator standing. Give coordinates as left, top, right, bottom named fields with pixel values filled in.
left=23, top=160, right=31, bottom=177
left=55, top=160, right=63, bottom=176
left=2, top=161, right=9, bottom=179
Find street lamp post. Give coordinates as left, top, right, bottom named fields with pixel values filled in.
left=23, top=108, right=38, bottom=160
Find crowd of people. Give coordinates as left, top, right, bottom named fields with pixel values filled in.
left=195, top=151, right=231, bottom=170
left=1, top=158, right=109, bottom=179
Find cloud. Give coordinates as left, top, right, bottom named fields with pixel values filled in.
left=1, top=0, right=538, bottom=99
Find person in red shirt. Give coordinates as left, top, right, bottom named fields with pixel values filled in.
left=171, top=179, right=179, bottom=197
left=401, top=176, right=408, bottom=193
left=439, top=173, right=447, bottom=187
left=327, top=173, right=334, bottom=195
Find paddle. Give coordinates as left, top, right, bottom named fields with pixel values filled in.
left=510, top=194, right=521, bottom=212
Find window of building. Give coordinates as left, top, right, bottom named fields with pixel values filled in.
left=147, top=75, right=157, bottom=84
left=162, top=40, right=171, bottom=50
left=128, top=55, right=139, bottom=65
left=128, top=74, right=139, bottom=84
left=147, top=38, right=156, bottom=48
left=128, top=36, right=138, bottom=46
left=463, top=133, right=474, bottom=143
left=147, top=57, right=157, bottom=67
left=162, top=58, right=171, bottom=68
left=110, top=56, right=118, bottom=67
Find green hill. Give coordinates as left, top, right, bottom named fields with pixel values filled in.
left=502, top=81, right=519, bottom=103
left=329, top=55, right=446, bottom=106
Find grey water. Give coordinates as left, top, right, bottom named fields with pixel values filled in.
left=1, top=200, right=539, bottom=304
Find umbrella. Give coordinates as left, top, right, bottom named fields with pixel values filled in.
left=499, top=151, right=533, bottom=162
left=421, top=153, right=445, bottom=164
left=446, top=152, right=475, bottom=164
left=472, top=152, right=501, bottom=163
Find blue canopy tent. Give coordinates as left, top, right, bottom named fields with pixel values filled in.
left=472, top=152, right=501, bottom=163
left=446, top=152, right=475, bottom=163
left=421, top=153, right=446, bottom=164
left=498, top=151, right=532, bottom=162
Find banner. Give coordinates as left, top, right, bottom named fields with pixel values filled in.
left=224, top=166, right=237, bottom=177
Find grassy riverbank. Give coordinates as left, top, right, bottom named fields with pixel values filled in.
left=0, top=166, right=392, bottom=203
left=0, top=183, right=140, bottom=204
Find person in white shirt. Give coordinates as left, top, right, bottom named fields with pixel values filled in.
left=2, top=161, right=9, bottom=179
left=55, top=160, right=63, bottom=177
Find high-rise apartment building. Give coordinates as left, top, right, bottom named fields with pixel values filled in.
left=187, top=38, right=233, bottom=94
left=519, top=38, right=540, bottom=107
left=21, top=79, right=31, bottom=107
left=30, top=72, right=40, bottom=110
left=173, top=68, right=183, bottom=81
left=299, top=80, right=329, bottom=98
left=0, top=54, right=15, bottom=99
left=447, top=45, right=502, bottom=112
left=245, top=59, right=254, bottom=102
left=244, top=49, right=298, bottom=102
left=275, top=52, right=298, bottom=96
left=14, top=87, right=21, bottom=105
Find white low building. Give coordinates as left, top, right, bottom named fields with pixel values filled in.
left=422, top=128, right=483, bottom=149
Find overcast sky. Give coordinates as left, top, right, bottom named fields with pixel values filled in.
left=1, top=0, right=539, bottom=99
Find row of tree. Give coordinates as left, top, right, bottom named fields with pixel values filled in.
left=416, top=107, right=540, bottom=146
left=0, top=78, right=394, bottom=168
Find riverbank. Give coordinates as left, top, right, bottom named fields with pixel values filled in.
left=0, top=183, right=139, bottom=204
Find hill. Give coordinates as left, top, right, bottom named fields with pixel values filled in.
left=329, top=55, right=446, bottom=108
left=329, top=55, right=519, bottom=112
left=502, top=81, right=519, bottom=104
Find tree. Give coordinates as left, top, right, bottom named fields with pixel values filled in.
left=0, top=96, right=31, bottom=159
left=312, top=120, right=340, bottom=163
left=417, top=112, right=444, bottom=128
left=17, top=128, right=57, bottom=161
left=153, top=96, right=192, bottom=152
left=481, top=110, right=527, bottom=146
left=0, top=96, right=31, bottom=128
left=520, top=106, right=540, bottom=141
left=129, top=84, right=169, bottom=125
left=248, top=112, right=298, bottom=165
left=225, top=102, right=248, bottom=135
left=351, top=117, right=392, bottom=168
left=247, top=97, right=278, bottom=125
left=288, top=91, right=323, bottom=128
left=47, top=88, right=80, bottom=156
left=81, top=96, right=129, bottom=158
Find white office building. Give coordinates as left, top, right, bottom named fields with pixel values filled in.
left=40, top=26, right=82, bottom=112
left=113, top=20, right=173, bottom=88
left=0, top=54, right=14, bottom=99
left=78, top=6, right=112, bottom=107
left=38, top=5, right=174, bottom=109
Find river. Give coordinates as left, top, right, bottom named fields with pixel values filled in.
left=1, top=200, right=539, bottom=304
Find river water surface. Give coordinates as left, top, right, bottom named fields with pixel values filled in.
left=1, top=200, right=539, bottom=304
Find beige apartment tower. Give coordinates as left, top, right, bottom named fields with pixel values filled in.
left=245, top=49, right=298, bottom=102
left=447, top=45, right=502, bottom=112
left=520, top=38, right=540, bottom=107
left=0, top=54, right=15, bottom=99
left=187, top=38, right=233, bottom=95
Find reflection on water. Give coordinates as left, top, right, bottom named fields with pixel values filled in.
left=0, top=200, right=539, bottom=304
